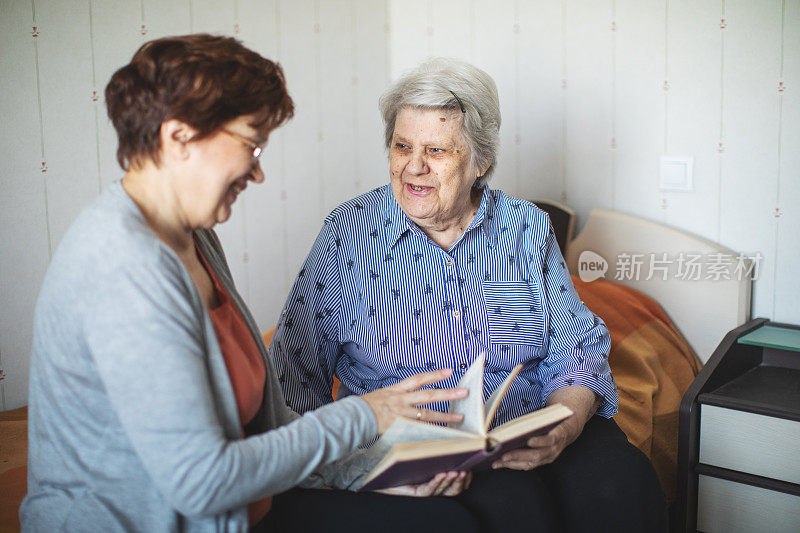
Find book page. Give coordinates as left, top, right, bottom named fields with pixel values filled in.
left=487, top=403, right=573, bottom=442
left=366, top=417, right=476, bottom=463
left=482, top=363, right=523, bottom=433
left=447, top=351, right=486, bottom=436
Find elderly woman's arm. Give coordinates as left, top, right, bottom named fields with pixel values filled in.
left=269, top=222, right=344, bottom=413
left=491, top=385, right=600, bottom=470
left=493, top=225, right=616, bottom=470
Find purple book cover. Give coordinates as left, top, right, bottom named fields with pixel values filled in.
left=359, top=449, right=481, bottom=492
left=359, top=419, right=565, bottom=491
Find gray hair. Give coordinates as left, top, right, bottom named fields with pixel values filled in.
left=378, top=58, right=501, bottom=188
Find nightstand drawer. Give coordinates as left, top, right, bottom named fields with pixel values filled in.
left=699, top=405, right=800, bottom=483
left=697, top=475, right=800, bottom=533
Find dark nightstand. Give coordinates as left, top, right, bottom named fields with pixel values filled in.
left=677, top=319, right=800, bottom=532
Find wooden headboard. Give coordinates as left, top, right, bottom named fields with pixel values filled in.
left=564, top=209, right=752, bottom=363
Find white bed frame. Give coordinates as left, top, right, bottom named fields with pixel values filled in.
left=564, top=209, right=752, bottom=363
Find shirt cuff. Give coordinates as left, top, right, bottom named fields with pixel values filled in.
left=541, top=371, right=619, bottom=419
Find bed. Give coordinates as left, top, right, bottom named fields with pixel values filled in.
left=533, top=201, right=753, bottom=507
left=561, top=207, right=752, bottom=364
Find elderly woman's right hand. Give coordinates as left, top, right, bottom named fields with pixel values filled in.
left=360, top=368, right=467, bottom=434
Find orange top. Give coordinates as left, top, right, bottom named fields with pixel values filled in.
left=198, top=247, right=271, bottom=525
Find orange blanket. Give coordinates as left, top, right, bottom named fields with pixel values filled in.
left=572, top=276, right=701, bottom=501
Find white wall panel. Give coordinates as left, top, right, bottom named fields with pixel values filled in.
left=353, top=0, right=390, bottom=192
left=0, top=0, right=52, bottom=409
left=142, top=0, right=193, bottom=39
left=35, top=1, right=100, bottom=255
left=563, top=0, right=613, bottom=224
left=389, top=0, right=432, bottom=78
left=89, top=1, right=142, bottom=190
left=774, top=0, right=800, bottom=324
left=319, top=0, right=358, bottom=215
left=518, top=0, right=564, bottom=202
left=278, top=0, right=325, bottom=279
left=189, top=0, right=235, bottom=35
left=244, top=136, right=291, bottom=332
left=427, top=0, right=473, bottom=61
left=235, top=0, right=286, bottom=331
left=719, top=0, right=782, bottom=320
left=614, top=0, right=665, bottom=223
left=474, top=0, right=518, bottom=195
left=662, top=0, right=722, bottom=237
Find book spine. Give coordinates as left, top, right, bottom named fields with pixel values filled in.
left=457, top=421, right=564, bottom=471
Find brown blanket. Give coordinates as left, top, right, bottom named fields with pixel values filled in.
left=572, top=276, right=701, bottom=501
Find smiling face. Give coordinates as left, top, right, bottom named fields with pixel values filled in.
left=389, top=107, right=483, bottom=235
left=177, top=113, right=268, bottom=228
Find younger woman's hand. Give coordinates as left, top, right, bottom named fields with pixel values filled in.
left=360, top=368, right=467, bottom=434
left=376, top=471, right=472, bottom=497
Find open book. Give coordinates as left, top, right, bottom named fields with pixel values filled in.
left=359, top=352, right=573, bottom=491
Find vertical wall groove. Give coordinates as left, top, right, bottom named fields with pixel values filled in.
left=661, top=0, right=670, bottom=222
left=560, top=0, right=567, bottom=203
left=772, top=0, right=786, bottom=317
left=610, top=0, right=617, bottom=210
left=384, top=0, right=391, bottom=81
left=89, top=0, right=102, bottom=193
left=716, top=0, right=727, bottom=241
left=0, top=347, right=5, bottom=410
left=233, top=0, right=249, bottom=300
left=276, top=0, right=290, bottom=291
left=426, top=0, right=433, bottom=55
left=469, top=0, right=476, bottom=63
left=513, top=0, right=521, bottom=196
left=189, top=0, right=194, bottom=33
left=663, top=0, right=670, bottom=155
left=31, top=0, right=52, bottom=259
left=140, top=0, right=146, bottom=38
left=351, top=2, right=360, bottom=191
left=314, top=1, right=324, bottom=213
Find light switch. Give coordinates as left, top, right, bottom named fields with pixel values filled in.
left=659, top=156, right=694, bottom=191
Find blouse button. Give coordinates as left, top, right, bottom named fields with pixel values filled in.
left=452, top=309, right=460, bottom=318
left=445, top=259, right=453, bottom=266
left=459, top=362, right=467, bottom=370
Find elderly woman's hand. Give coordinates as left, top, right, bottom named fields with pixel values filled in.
left=491, top=385, right=600, bottom=471
left=376, top=471, right=472, bottom=498
left=360, top=368, right=467, bottom=434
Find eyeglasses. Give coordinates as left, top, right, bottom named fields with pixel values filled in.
left=222, top=128, right=264, bottom=159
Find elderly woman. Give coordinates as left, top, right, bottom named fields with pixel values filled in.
left=271, top=58, right=666, bottom=531
left=22, top=37, right=478, bottom=533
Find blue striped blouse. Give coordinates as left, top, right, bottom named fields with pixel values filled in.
left=269, top=185, right=618, bottom=427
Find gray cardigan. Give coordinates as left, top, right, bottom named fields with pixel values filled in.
left=22, top=181, right=377, bottom=532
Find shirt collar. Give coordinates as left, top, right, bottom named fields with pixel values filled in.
left=382, top=185, right=499, bottom=249
left=383, top=187, right=413, bottom=248
left=468, top=186, right=498, bottom=248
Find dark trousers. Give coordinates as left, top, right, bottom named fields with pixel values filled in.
left=256, top=417, right=667, bottom=533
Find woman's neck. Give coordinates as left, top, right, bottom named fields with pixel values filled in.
left=122, top=165, right=194, bottom=254
left=419, top=187, right=483, bottom=251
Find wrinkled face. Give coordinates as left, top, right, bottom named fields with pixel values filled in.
left=389, top=107, right=480, bottom=232
left=179, top=113, right=268, bottom=228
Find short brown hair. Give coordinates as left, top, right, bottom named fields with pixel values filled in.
left=105, top=34, right=294, bottom=170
